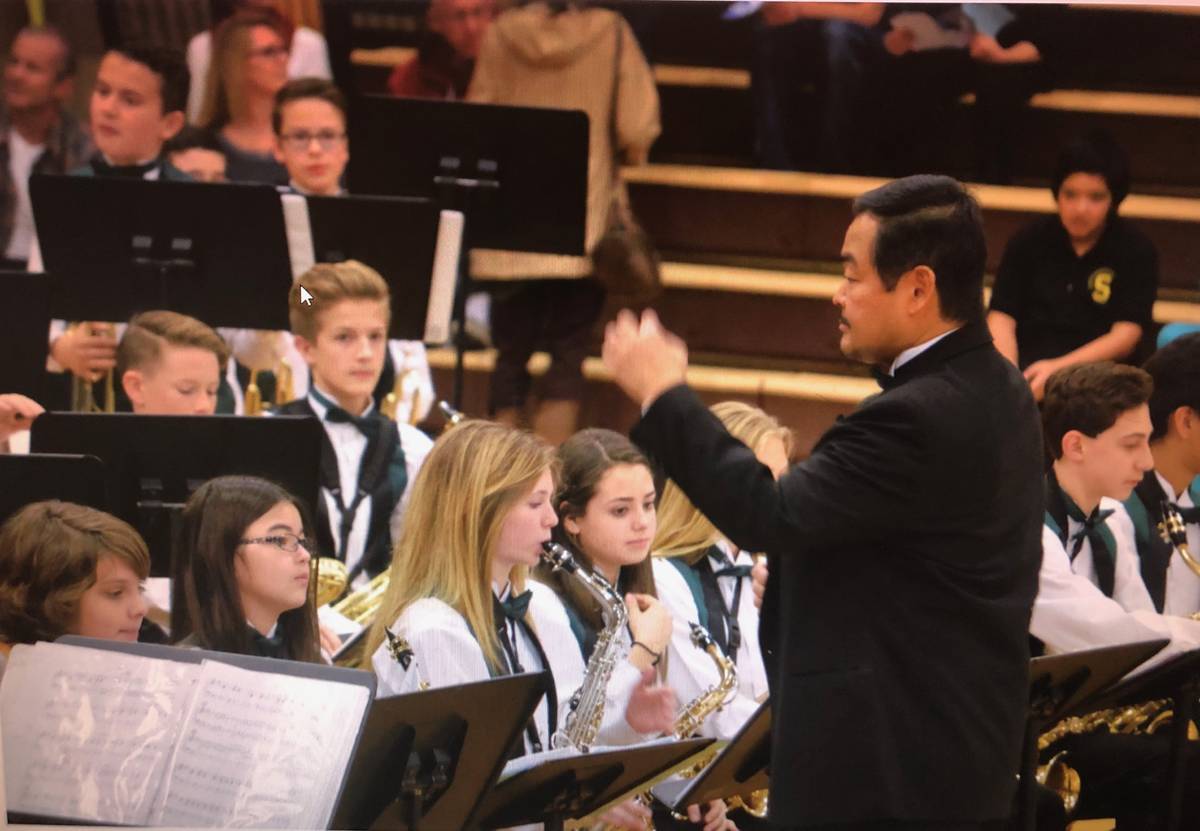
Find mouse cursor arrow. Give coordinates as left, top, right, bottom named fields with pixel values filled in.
left=299, top=286, right=313, bottom=306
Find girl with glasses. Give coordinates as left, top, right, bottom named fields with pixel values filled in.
left=173, top=474, right=321, bottom=662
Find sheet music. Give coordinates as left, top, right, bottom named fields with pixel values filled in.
left=1, top=642, right=198, bottom=823
left=152, top=659, right=369, bottom=828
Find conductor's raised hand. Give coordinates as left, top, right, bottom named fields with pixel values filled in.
left=602, top=309, right=688, bottom=411
left=751, top=559, right=769, bottom=610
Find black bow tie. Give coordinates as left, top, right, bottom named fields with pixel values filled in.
left=325, top=406, right=376, bottom=437
left=714, top=564, right=752, bottom=580
left=870, top=366, right=898, bottom=391
left=249, top=626, right=287, bottom=659
left=1069, top=506, right=1115, bottom=556
left=1170, top=503, right=1200, bottom=525
left=90, top=154, right=160, bottom=178
left=497, top=589, right=532, bottom=622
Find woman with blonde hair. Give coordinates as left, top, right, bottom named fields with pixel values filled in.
left=195, top=10, right=291, bottom=184
left=652, top=402, right=792, bottom=743
left=368, top=420, right=676, bottom=767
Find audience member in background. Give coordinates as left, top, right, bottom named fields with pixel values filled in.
left=387, top=0, right=495, bottom=100
left=196, top=11, right=291, bottom=185
left=967, top=4, right=1066, bottom=184
left=751, top=2, right=884, bottom=172
left=0, top=392, right=43, bottom=452
left=468, top=0, right=660, bottom=445
left=0, top=25, right=92, bottom=268
left=989, top=133, right=1158, bottom=400
left=117, top=310, right=229, bottom=416
left=0, top=500, right=149, bottom=675
left=187, top=0, right=330, bottom=123
left=164, top=124, right=227, bottom=182
left=272, top=77, right=346, bottom=195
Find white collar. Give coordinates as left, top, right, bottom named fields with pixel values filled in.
left=1156, top=470, right=1195, bottom=506
left=288, top=179, right=344, bottom=197
left=887, top=327, right=961, bottom=376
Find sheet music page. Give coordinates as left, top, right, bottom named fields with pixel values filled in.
left=152, top=659, right=369, bottom=829
left=1, top=642, right=199, bottom=824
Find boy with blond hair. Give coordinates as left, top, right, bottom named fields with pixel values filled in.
left=277, top=261, right=431, bottom=582
left=117, top=310, right=229, bottom=415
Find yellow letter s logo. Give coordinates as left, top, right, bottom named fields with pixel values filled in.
left=1089, top=269, right=1114, bottom=305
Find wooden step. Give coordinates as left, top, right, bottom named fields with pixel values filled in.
left=624, top=164, right=1200, bottom=292
left=425, top=348, right=874, bottom=455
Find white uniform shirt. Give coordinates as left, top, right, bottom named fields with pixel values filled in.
left=652, top=548, right=766, bottom=739
left=1058, top=498, right=1155, bottom=613
left=1032, top=525, right=1200, bottom=672
left=306, top=386, right=432, bottom=580
left=6, top=130, right=44, bottom=261
left=1157, top=471, right=1200, bottom=617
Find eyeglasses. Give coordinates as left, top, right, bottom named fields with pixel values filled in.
left=248, top=44, right=289, bottom=60
left=279, top=130, right=347, bottom=151
left=240, top=533, right=313, bottom=553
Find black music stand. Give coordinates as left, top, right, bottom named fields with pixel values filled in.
left=31, top=175, right=294, bottom=329
left=1067, top=648, right=1200, bottom=831
left=0, top=453, right=107, bottom=524
left=29, top=413, right=322, bottom=581
left=347, top=95, right=589, bottom=406
left=475, top=737, right=713, bottom=831
left=1016, top=639, right=1170, bottom=831
left=333, top=673, right=547, bottom=831
left=0, top=269, right=51, bottom=402
left=652, top=699, right=771, bottom=811
left=301, top=193, right=459, bottom=343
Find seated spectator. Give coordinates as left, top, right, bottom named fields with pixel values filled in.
left=468, top=0, right=660, bottom=445
left=0, top=500, right=150, bottom=672
left=272, top=77, right=346, bottom=195
left=387, top=0, right=495, bottom=100
left=164, top=124, right=227, bottom=182
left=187, top=0, right=330, bottom=123
left=117, top=310, right=230, bottom=415
left=1, top=25, right=92, bottom=268
left=988, top=133, right=1158, bottom=400
left=751, top=3, right=884, bottom=172
left=196, top=11, right=291, bottom=184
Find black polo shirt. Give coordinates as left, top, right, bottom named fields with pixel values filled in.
left=989, top=214, right=1158, bottom=368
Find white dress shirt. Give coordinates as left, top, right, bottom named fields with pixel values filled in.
left=1032, top=525, right=1200, bottom=672
left=306, top=386, right=432, bottom=579
left=1058, top=499, right=1156, bottom=613
left=652, top=547, right=766, bottom=739
left=1157, top=471, right=1200, bottom=617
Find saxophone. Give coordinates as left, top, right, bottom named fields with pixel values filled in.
left=540, top=540, right=627, bottom=752
left=672, top=623, right=738, bottom=740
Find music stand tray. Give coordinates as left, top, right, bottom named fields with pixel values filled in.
left=32, top=175, right=294, bottom=329
left=474, top=737, right=713, bottom=830
left=333, top=673, right=547, bottom=831
left=652, top=699, right=771, bottom=811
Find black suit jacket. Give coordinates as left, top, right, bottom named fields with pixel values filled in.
left=633, top=321, right=1043, bottom=826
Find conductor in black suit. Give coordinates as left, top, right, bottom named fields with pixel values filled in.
left=603, top=175, right=1044, bottom=830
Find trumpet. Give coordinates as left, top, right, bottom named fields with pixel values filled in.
left=69, top=322, right=117, bottom=413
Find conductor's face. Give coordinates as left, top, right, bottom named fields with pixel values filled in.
left=834, top=213, right=910, bottom=366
